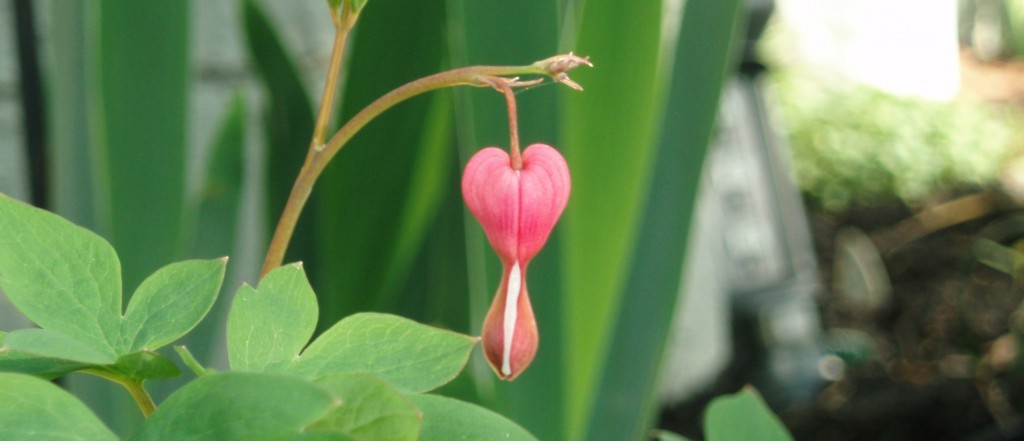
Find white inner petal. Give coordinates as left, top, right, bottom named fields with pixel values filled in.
left=502, top=261, right=522, bottom=376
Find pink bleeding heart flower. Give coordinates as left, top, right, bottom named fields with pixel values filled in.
left=462, top=143, right=570, bottom=380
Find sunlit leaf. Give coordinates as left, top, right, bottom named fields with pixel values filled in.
left=119, top=259, right=227, bottom=353
left=227, top=263, right=318, bottom=372
left=294, top=313, right=477, bottom=393
left=0, top=194, right=121, bottom=349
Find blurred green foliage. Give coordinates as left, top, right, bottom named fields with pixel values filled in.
left=13, top=0, right=749, bottom=439
left=773, top=71, right=1023, bottom=211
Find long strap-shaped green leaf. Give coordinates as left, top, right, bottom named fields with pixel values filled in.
left=48, top=1, right=191, bottom=436
left=314, top=0, right=453, bottom=323
left=583, top=1, right=745, bottom=440
left=560, top=0, right=663, bottom=438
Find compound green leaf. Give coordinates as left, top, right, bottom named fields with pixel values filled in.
left=0, top=373, right=117, bottom=441
left=411, top=394, right=537, bottom=441
left=227, top=263, right=318, bottom=372
left=293, top=313, right=477, bottom=393
left=309, top=372, right=421, bottom=441
left=119, top=258, right=227, bottom=353
left=705, top=388, right=794, bottom=441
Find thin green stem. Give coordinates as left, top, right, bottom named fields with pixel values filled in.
left=260, top=54, right=592, bottom=277
left=83, top=369, right=157, bottom=417
left=174, top=345, right=212, bottom=377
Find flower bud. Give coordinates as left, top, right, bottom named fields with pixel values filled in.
left=462, top=144, right=570, bottom=380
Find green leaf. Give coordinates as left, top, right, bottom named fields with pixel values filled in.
left=49, top=1, right=191, bottom=435
left=560, top=0, right=665, bottom=436
left=308, top=373, right=421, bottom=441
left=48, top=1, right=99, bottom=229
left=96, top=1, right=189, bottom=293
left=226, top=265, right=476, bottom=392
left=0, top=195, right=225, bottom=382
left=583, top=0, right=745, bottom=439
left=411, top=394, right=538, bottom=441
left=349, top=0, right=367, bottom=14
left=130, top=372, right=338, bottom=441
left=102, top=351, right=181, bottom=381
left=293, top=312, right=477, bottom=393
left=652, top=430, right=693, bottom=441
left=0, top=328, right=114, bottom=364
left=0, top=329, right=111, bottom=376
left=0, top=373, right=117, bottom=441
left=704, top=388, right=794, bottom=441
left=227, top=263, right=318, bottom=372
left=0, top=350, right=86, bottom=378
left=190, top=91, right=247, bottom=260
left=182, top=91, right=247, bottom=365
left=314, top=0, right=451, bottom=321
left=0, top=193, right=121, bottom=350
left=119, top=258, right=227, bottom=353
left=326, top=0, right=343, bottom=12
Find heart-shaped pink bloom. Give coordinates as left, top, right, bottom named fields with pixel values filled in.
left=462, top=143, right=570, bottom=380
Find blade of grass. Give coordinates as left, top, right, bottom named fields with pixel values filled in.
left=560, top=1, right=664, bottom=438
left=375, top=90, right=457, bottom=311
left=313, top=0, right=451, bottom=325
left=96, top=1, right=190, bottom=291
left=47, top=0, right=98, bottom=229
left=583, top=1, right=745, bottom=439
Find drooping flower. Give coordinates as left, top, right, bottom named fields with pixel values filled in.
left=462, top=143, right=570, bottom=380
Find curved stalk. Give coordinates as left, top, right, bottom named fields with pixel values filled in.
left=82, top=369, right=156, bottom=417
left=260, top=53, right=591, bottom=277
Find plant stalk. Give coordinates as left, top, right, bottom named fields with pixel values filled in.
left=491, top=78, right=523, bottom=170
left=260, top=54, right=591, bottom=277
left=83, top=369, right=157, bottom=417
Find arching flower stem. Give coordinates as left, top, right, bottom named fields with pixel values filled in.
left=261, top=53, right=591, bottom=277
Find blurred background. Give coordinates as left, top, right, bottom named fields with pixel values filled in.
left=2, top=0, right=1024, bottom=440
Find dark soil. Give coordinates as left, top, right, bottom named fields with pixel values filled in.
left=660, top=50, right=1024, bottom=441
left=783, top=202, right=1023, bottom=441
